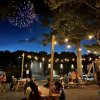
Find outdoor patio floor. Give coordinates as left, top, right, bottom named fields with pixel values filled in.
left=0, top=84, right=100, bottom=100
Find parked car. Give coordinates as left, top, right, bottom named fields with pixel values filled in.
left=83, top=74, right=94, bottom=81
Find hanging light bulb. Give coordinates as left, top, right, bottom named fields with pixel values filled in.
left=87, top=50, right=90, bottom=53
left=67, top=45, right=71, bottom=48
left=79, top=48, right=82, bottom=51
left=65, top=38, right=68, bottom=42
left=54, top=41, right=57, bottom=45
left=88, top=35, right=94, bottom=39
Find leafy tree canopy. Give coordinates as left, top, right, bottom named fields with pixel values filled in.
left=43, top=0, right=100, bottom=48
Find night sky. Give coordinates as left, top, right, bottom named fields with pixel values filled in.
left=0, top=0, right=93, bottom=54
left=0, top=0, right=68, bottom=54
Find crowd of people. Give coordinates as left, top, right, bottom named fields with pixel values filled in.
left=62, top=70, right=83, bottom=86
left=0, top=70, right=83, bottom=100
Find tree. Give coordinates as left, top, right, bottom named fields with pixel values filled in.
left=43, top=0, right=100, bottom=77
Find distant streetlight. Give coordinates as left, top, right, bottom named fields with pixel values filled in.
left=60, top=64, right=63, bottom=69
left=71, top=64, right=74, bottom=69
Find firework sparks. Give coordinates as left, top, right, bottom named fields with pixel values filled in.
left=7, top=0, right=37, bottom=28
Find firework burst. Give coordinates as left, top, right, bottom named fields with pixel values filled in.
left=7, top=0, right=37, bottom=28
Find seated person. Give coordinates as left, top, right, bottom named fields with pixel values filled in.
left=10, top=76, right=17, bottom=91
left=25, top=81, right=42, bottom=100
left=53, top=81, right=66, bottom=100
left=38, top=83, right=49, bottom=96
left=43, top=82, right=49, bottom=88
left=24, top=78, right=30, bottom=94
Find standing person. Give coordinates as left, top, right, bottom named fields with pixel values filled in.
left=24, top=77, right=30, bottom=94
left=10, top=76, right=17, bottom=91
left=53, top=81, right=66, bottom=100
left=60, top=74, right=64, bottom=82
left=71, top=70, right=77, bottom=83
left=63, top=74, right=68, bottom=87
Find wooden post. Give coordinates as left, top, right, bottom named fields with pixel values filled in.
left=49, top=35, right=55, bottom=98
left=21, top=53, right=24, bottom=79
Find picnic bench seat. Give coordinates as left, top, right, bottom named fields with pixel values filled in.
left=40, top=93, right=60, bottom=100
left=16, top=79, right=26, bottom=91
left=68, top=82, right=86, bottom=88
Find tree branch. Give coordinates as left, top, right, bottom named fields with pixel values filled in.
left=83, top=1, right=100, bottom=13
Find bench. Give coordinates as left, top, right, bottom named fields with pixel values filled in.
left=68, top=82, right=85, bottom=88
left=40, top=93, right=60, bottom=100
left=16, top=79, right=26, bottom=91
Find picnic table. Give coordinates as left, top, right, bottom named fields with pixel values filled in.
left=16, top=79, right=26, bottom=91
left=68, top=82, right=86, bottom=88
left=41, top=93, right=60, bottom=100
left=39, top=85, right=60, bottom=100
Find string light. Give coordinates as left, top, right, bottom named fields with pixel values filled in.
left=87, top=50, right=90, bottom=53
left=89, top=57, right=92, bottom=61
left=7, top=0, right=37, bottom=28
left=78, top=48, right=82, bottom=51
left=61, top=60, right=63, bottom=62
left=48, top=64, right=51, bottom=68
left=82, top=58, right=86, bottom=61
left=54, top=41, right=57, bottom=45
left=34, top=56, right=38, bottom=60
left=27, top=55, right=31, bottom=58
left=65, top=38, right=68, bottom=42
left=48, top=58, right=51, bottom=62
left=67, top=45, right=71, bottom=48
left=42, top=57, right=45, bottom=61
left=55, top=58, right=59, bottom=62
left=94, top=52, right=97, bottom=54
left=72, top=58, right=75, bottom=61
left=60, top=64, right=63, bottom=69
left=88, top=35, right=94, bottom=39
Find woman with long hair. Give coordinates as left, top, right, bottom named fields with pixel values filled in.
left=54, top=81, right=66, bottom=100
left=28, top=81, right=41, bottom=100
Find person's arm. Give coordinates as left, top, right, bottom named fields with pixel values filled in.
left=26, top=87, right=31, bottom=99
left=38, top=87, right=42, bottom=95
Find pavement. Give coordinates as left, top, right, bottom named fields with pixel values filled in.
left=0, top=84, right=100, bottom=100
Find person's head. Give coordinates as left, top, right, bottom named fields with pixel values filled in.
left=26, top=77, right=30, bottom=82
left=3, top=72, right=6, bottom=76
left=29, top=81, right=40, bottom=97
left=12, top=76, right=14, bottom=79
left=44, top=82, right=49, bottom=88
left=29, top=81, right=38, bottom=91
left=55, top=81, right=63, bottom=88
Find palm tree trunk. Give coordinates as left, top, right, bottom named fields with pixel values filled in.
left=76, top=41, right=82, bottom=77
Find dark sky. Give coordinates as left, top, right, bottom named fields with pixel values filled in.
left=0, top=19, right=68, bottom=53
left=0, top=0, right=68, bottom=53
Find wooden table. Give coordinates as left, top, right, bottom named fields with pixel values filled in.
left=40, top=93, right=60, bottom=100
left=16, top=79, right=26, bottom=91
left=68, top=82, right=85, bottom=88
left=52, top=93, right=60, bottom=100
